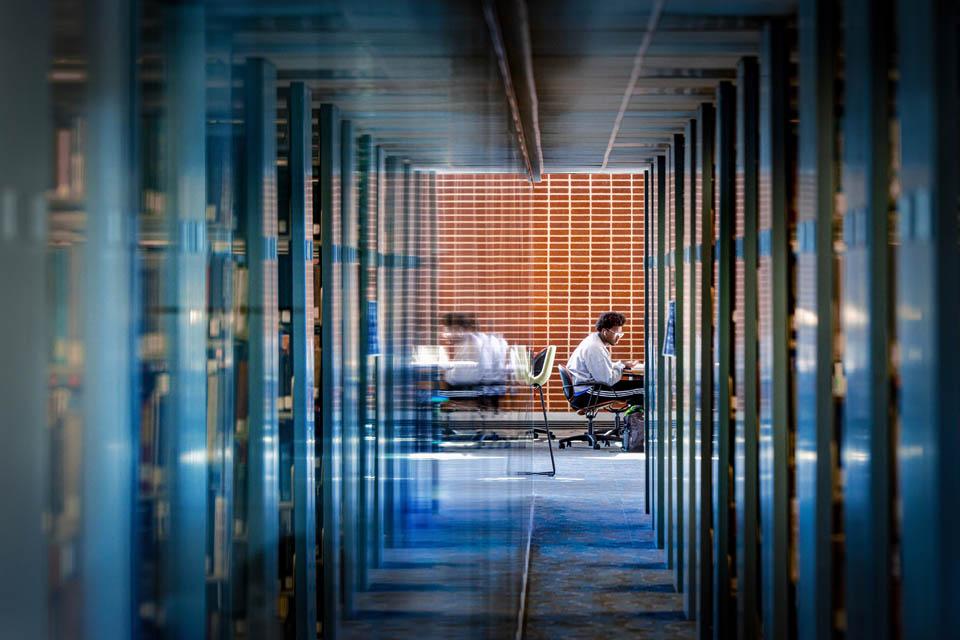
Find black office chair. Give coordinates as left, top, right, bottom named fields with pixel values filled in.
left=556, top=365, right=626, bottom=449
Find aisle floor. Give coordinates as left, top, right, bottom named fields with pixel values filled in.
left=338, top=438, right=695, bottom=639
left=525, top=445, right=695, bottom=639
left=341, top=448, right=529, bottom=639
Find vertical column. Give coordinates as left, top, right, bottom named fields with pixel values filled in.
left=410, top=170, right=423, bottom=460
left=759, top=20, right=795, bottom=640
left=206, top=26, right=236, bottom=639
left=655, top=154, right=667, bottom=548
left=161, top=5, right=208, bottom=637
left=381, top=156, right=401, bottom=544
left=648, top=164, right=658, bottom=528
left=672, top=133, right=685, bottom=593
left=82, top=1, right=136, bottom=637
left=318, top=103, right=343, bottom=638
left=429, top=173, right=440, bottom=425
left=734, top=56, right=760, bottom=640
left=424, top=173, right=437, bottom=458
left=666, top=149, right=675, bottom=569
left=713, top=80, right=737, bottom=639
left=243, top=57, right=280, bottom=639
left=896, top=0, right=960, bottom=637
left=0, top=1, right=49, bottom=636
left=373, top=145, right=387, bottom=567
left=288, top=82, right=318, bottom=639
left=429, top=171, right=440, bottom=470
left=357, top=133, right=376, bottom=588
left=398, top=162, right=414, bottom=521
left=683, top=118, right=698, bottom=619
left=340, top=119, right=360, bottom=617
left=696, top=101, right=716, bottom=640
left=796, top=1, right=840, bottom=638
left=841, top=2, right=893, bottom=638
left=644, top=166, right=652, bottom=516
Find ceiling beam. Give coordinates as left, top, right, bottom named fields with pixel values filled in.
left=483, top=0, right=544, bottom=181
left=600, top=0, right=667, bottom=169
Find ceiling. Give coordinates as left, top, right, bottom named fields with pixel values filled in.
left=56, top=0, right=798, bottom=175
left=211, top=0, right=520, bottom=171
left=529, top=1, right=782, bottom=171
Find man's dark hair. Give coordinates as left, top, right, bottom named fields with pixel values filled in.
left=442, top=312, right=476, bottom=331
left=595, top=311, right=626, bottom=332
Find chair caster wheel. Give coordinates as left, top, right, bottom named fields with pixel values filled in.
left=604, top=441, right=610, bottom=447
left=593, top=443, right=601, bottom=450
left=559, top=442, right=565, bottom=449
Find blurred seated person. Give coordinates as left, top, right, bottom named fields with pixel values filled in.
left=478, top=328, right=508, bottom=379
left=439, top=313, right=510, bottom=412
left=566, top=311, right=644, bottom=410
left=478, top=328, right=509, bottom=411
left=440, top=312, right=483, bottom=388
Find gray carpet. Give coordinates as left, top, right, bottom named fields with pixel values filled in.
left=524, top=447, right=695, bottom=639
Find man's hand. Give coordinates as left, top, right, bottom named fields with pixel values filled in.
left=623, top=359, right=643, bottom=370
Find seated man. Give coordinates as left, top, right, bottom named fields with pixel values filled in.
left=440, top=312, right=483, bottom=389
left=566, top=311, right=644, bottom=410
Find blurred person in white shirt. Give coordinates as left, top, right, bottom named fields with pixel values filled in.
left=440, top=312, right=483, bottom=387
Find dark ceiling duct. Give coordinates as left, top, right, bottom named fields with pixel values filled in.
left=483, top=0, right=544, bottom=182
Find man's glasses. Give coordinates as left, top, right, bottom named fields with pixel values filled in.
left=605, top=329, right=624, bottom=338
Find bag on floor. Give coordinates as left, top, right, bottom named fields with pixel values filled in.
left=623, top=408, right=644, bottom=452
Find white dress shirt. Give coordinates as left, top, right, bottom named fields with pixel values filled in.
left=566, top=332, right=624, bottom=393
left=444, top=332, right=483, bottom=386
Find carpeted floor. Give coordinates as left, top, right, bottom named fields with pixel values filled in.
left=524, top=446, right=695, bottom=639
left=337, top=441, right=695, bottom=639
left=341, top=450, right=529, bottom=639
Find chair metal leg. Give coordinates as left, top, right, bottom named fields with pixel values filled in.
left=517, top=385, right=556, bottom=476
left=586, top=414, right=600, bottom=449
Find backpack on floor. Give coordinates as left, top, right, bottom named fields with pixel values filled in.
left=622, top=407, right=644, bottom=452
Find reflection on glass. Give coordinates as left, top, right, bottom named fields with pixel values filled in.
left=15, top=2, right=539, bottom=638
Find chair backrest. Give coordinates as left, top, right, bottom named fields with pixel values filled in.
left=531, top=348, right=548, bottom=377
left=529, top=346, right=555, bottom=388
left=557, top=365, right=576, bottom=403
left=509, top=346, right=532, bottom=385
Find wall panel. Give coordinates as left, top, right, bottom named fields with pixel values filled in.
left=434, top=173, right=646, bottom=411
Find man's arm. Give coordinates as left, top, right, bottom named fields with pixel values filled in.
left=584, top=342, right=623, bottom=386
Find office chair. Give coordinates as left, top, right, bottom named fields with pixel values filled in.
left=556, top=365, right=626, bottom=450
left=511, top=346, right=556, bottom=476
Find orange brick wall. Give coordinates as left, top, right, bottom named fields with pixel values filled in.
left=436, top=173, right=646, bottom=411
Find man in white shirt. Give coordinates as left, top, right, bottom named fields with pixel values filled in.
left=566, top=311, right=644, bottom=410
left=440, top=312, right=483, bottom=387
